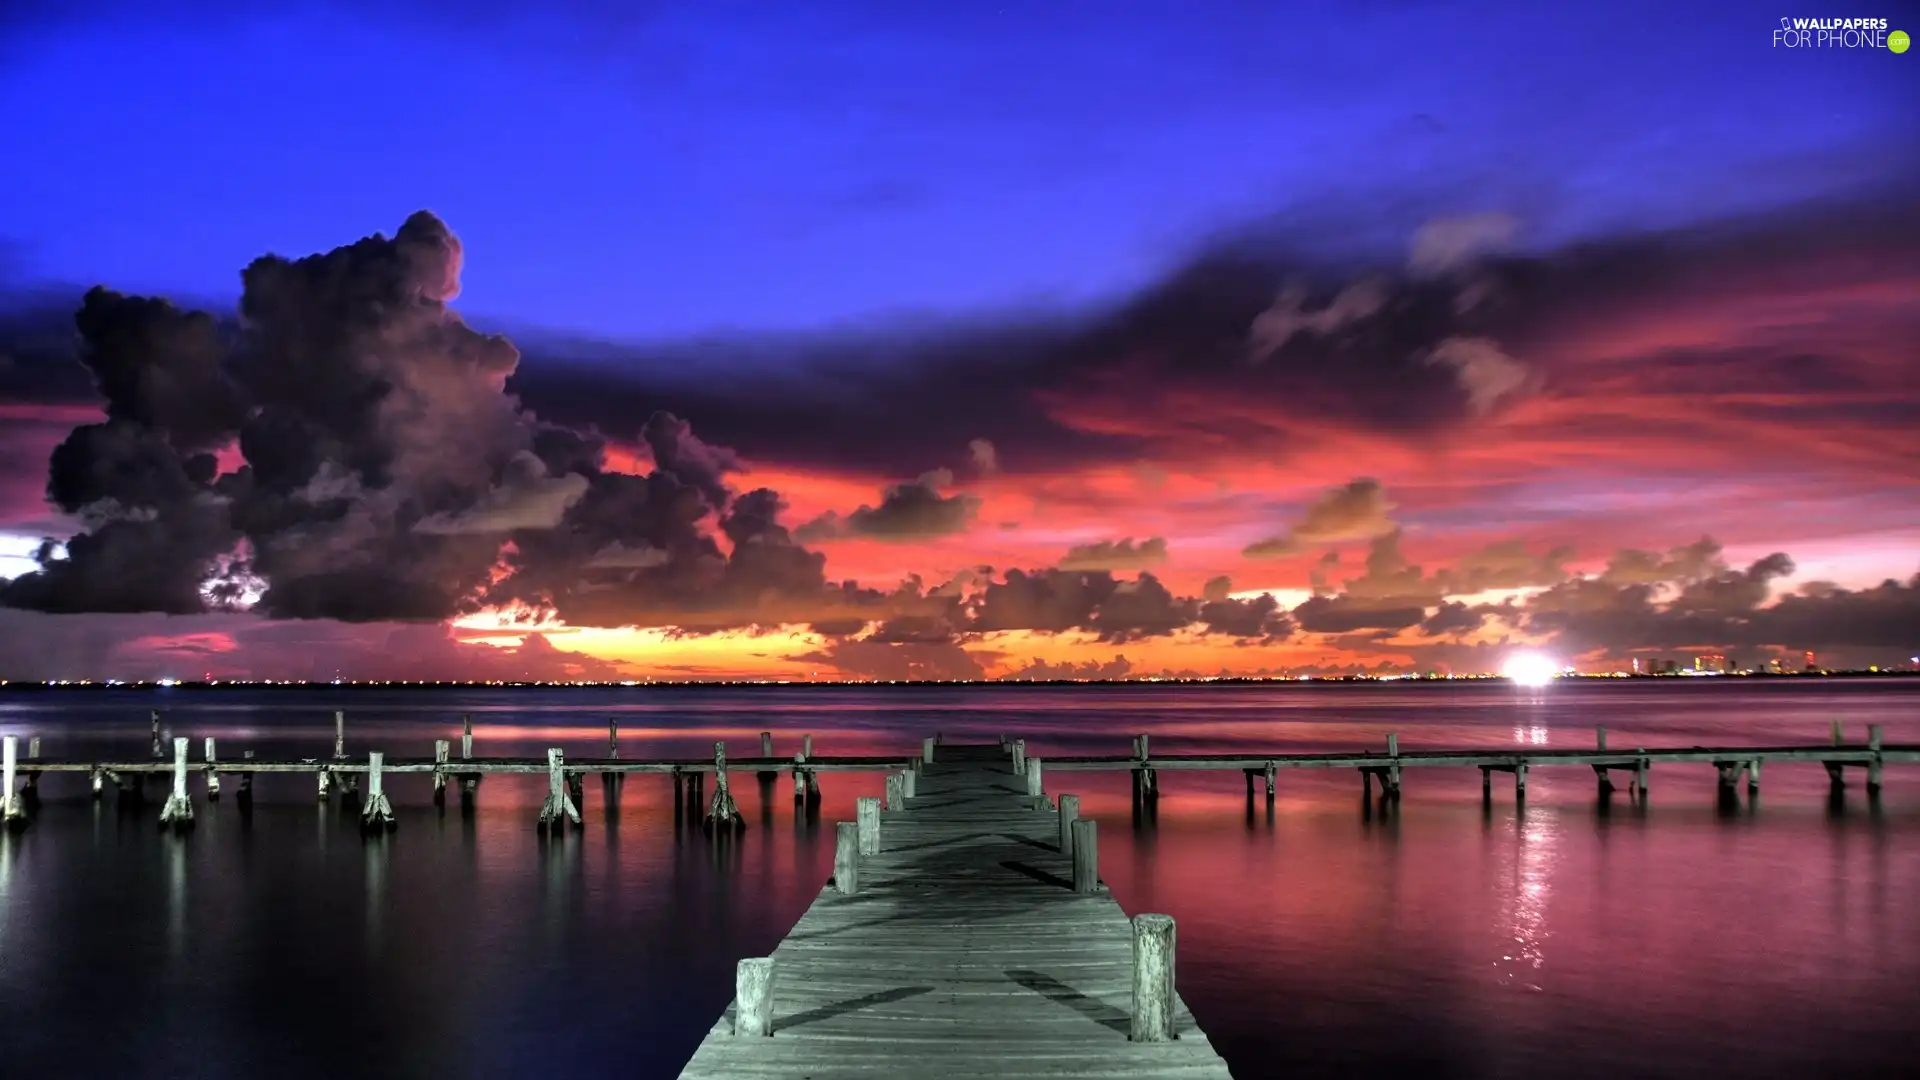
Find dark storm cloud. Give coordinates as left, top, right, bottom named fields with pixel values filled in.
left=1057, top=536, right=1168, bottom=572
left=798, top=469, right=980, bottom=542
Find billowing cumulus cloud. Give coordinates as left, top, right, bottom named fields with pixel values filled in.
left=800, top=469, right=980, bottom=542
left=1058, top=536, right=1168, bottom=572
left=1244, top=477, right=1396, bottom=558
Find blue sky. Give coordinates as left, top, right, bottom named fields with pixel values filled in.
left=1, top=0, right=1912, bottom=341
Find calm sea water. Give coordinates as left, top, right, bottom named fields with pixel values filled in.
left=1, top=680, right=1915, bottom=1079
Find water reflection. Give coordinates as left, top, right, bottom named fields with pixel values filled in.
left=1492, top=810, right=1557, bottom=992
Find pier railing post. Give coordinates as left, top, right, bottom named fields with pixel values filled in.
left=461, top=713, right=473, bottom=759
left=1058, top=793, right=1080, bottom=856
left=609, top=718, right=619, bottom=759
left=856, top=796, right=881, bottom=855
left=1830, top=719, right=1843, bottom=746
left=1130, top=913, right=1177, bottom=1043
left=239, top=750, right=255, bottom=800
left=204, top=737, right=220, bottom=799
left=1868, top=724, right=1884, bottom=793
left=1071, top=818, right=1099, bottom=893
left=333, top=710, right=346, bottom=760
left=733, top=957, right=776, bottom=1037
left=885, top=772, right=905, bottom=811
left=834, top=820, right=860, bottom=895
left=362, top=751, right=395, bottom=832
left=902, top=766, right=917, bottom=800
left=792, top=752, right=808, bottom=802
left=150, top=709, right=162, bottom=758
left=921, top=735, right=935, bottom=764
left=1027, top=757, right=1045, bottom=806
left=760, top=731, right=774, bottom=759
left=160, top=737, right=193, bottom=830
left=1012, top=739, right=1026, bottom=775
left=1596, top=726, right=1608, bottom=752
left=802, top=734, right=813, bottom=758
left=1, top=735, right=23, bottom=828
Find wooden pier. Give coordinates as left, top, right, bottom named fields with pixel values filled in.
left=677, top=741, right=1233, bottom=1079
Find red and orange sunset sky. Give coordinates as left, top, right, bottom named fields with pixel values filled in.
left=0, top=3, right=1915, bottom=682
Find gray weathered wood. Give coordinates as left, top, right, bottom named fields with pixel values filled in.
left=609, top=717, right=620, bottom=758
left=760, top=731, right=774, bottom=759
left=706, top=741, right=742, bottom=828
left=1, top=735, right=24, bottom=828
left=159, top=737, right=193, bottom=830
left=1130, top=914, right=1177, bottom=1043
left=203, top=737, right=220, bottom=798
left=833, top=820, right=860, bottom=896
left=792, top=752, right=808, bottom=801
left=333, top=710, right=346, bottom=760
left=538, top=748, right=581, bottom=830
left=362, top=751, right=396, bottom=832
left=1072, top=817, right=1099, bottom=894
left=433, top=740, right=449, bottom=804
left=885, top=772, right=905, bottom=811
left=1596, top=725, right=1608, bottom=751
left=903, top=768, right=917, bottom=799
left=150, top=709, right=162, bottom=759
left=676, top=747, right=1229, bottom=1079
left=922, top=735, right=936, bottom=763
left=1013, top=738, right=1027, bottom=775
left=856, top=795, right=881, bottom=855
left=802, top=734, right=814, bottom=758
left=733, top=958, right=777, bottom=1037
left=1058, top=793, right=1080, bottom=856
left=461, top=713, right=473, bottom=759
left=1027, top=756, right=1045, bottom=804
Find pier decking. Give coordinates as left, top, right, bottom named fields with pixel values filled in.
left=677, top=742, right=1233, bottom=1079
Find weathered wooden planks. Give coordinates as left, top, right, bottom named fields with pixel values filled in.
left=676, top=744, right=1235, bottom=1079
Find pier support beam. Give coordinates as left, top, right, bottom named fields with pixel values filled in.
left=1264, top=761, right=1276, bottom=803
left=361, top=751, right=396, bottom=832
left=885, top=771, right=905, bottom=812
left=733, top=958, right=776, bottom=1037
left=833, top=820, right=860, bottom=896
left=1071, top=818, right=1099, bottom=893
left=1748, top=758, right=1761, bottom=794
left=1867, top=724, right=1883, bottom=794
left=608, top=718, right=619, bottom=759
left=705, top=742, right=743, bottom=830
left=90, top=766, right=105, bottom=801
left=791, top=753, right=809, bottom=802
left=1130, top=914, right=1177, bottom=1043
left=239, top=751, right=255, bottom=802
left=2, top=735, right=25, bottom=830
left=159, top=737, right=193, bottom=831
left=1058, top=794, right=1080, bottom=857
left=317, top=767, right=331, bottom=801
left=760, top=731, right=774, bottom=759
left=432, top=740, right=449, bottom=806
left=538, top=748, right=582, bottom=832
left=1515, top=763, right=1528, bottom=801
left=856, top=796, right=881, bottom=855
left=204, top=737, right=220, bottom=800
left=1635, top=756, right=1650, bottom=798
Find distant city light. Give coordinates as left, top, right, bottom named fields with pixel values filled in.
left=1501, top=653, right=1558, bottom=687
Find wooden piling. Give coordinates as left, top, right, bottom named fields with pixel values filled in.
left=1748, top=758, right=1762, bottom=793
left=1058, top=793, right=1080, bottom=856
left=1596, top=726, right=1608, bottom=752
left=538, top=748, right=582, bottom=832
left=791, top=753, right=808, bottom=801
left=1026, top=757, right=1045, bottom=805
left=150, top=709, right=162, bottom=758
left=1515, top=763, right=1528, bottom=800
left=802, top=734, right=813, bottom=758
left=1130, top=914, right=1177, bottom=1043
left=856, top=795, right=881, bottom=856
left=609, top=718, right=619, bottom=759
left=333, top=710, right=346, bottom=760
left=1, top=735, right=24, bottom=829
left=159, top=737, right=193, bottom=830
left=1830, top=719, right=1843, bottom=746
left=760, top=731, right=774, bottom=759
left=921, top=735, right=935, bottom=764
left=1012, top=739, right=1026, bottom=775
left=1264, top=761, right=1276, bottom=801
left=1071, top=818, right=1099, bottom=893
left=705, top=742, right=742, bottom=829
left=902, top=768, right=917, bottom=800
left=204, top=737, right=220, bottom=799
left=1635, top=755, right=1650, bottom=797
left=27, top=736, right=39, bottom=760
left=1868, top=725, right=1884, bottom=793
left=885, top=772, right=905, bottom=811
left=833, top=820, right=860, bottom=896
left=433, top=740, right=449, bottom=805
left=317, top=766, right=331, bottom=801
left=733, top=958, right=777, bottom=1037
left=461, top=713, right=473, bottom=759
left=239, top=750, right=254, bottom=800
left=362, top=751, right=396, bottom=832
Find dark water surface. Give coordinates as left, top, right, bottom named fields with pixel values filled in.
left=1, top=680, right=1916, bottom=1079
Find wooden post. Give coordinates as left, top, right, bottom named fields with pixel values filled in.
left=433, top=740, right=450, bottom=805
left=1130, top=913, right=1177, bottom=1043
left=159, top=736, right=193, bottom=830
left=362, top=751, right=395, bottom=832
left=204, top=737, right=220, bottom=799
left=239, top=750, right=255, bottom=800
left=1071, top=818, right=1098, bottom=893
left=27, top=736, right=39, bottom=760
left=1386, top=733, right=1399, bottom=757
left=317, top=766, right=331, bottom=801
left=921, top=735, right=935, bottom=764
left=902, top=768, right=917, bottom=799
left=760, top=731, right=774, bottom=759
left=1830, top=719, right=1843, bottom=746
left=1012, top=739, right=1026, bottom=775
left=151, top=709, right=162, bottom=758
left=333, top=710, right=346, bottom=760
left=461, top=713, right=473, bottom=759
left=1480, top=766, right=1491, bottom=799
left=1868, top=724, right=1884, bottom=793
left=833, top=821, right=860, bottom=896
left=1635, top=755, right=1650, bottom=797
left=792, top=753, right=808, bottom=801
left=733, top=957, right=776, bottom=1037
left=856, top=796, right=881, bottom=855
left=1058, top=794, right=1080, bottom=856
left=1027, top=757, right=1044, bottom=805
left=1264, top=761, right=1276, bottom=802
left=885, top=772, right=905, bottom=811
left=1515, top=763, right=1528, bottom=800
left=706, top=741, right=742, bottom=829
left=1596, top=726, right=1608, bottom=751
left=802, top=734, right=813, bottom=758
left=1748, top=758, right=1762, bottom=793
left=608, top=718, right=619, bottom=759
left=538, top=748, right=581, bottom=831
left=1, top=735, right=23, bottom=828
left=90, top=766, right=105, bottom=801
